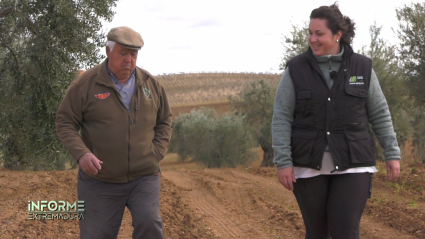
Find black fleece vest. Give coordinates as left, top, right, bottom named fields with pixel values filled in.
left=287, top=44, right=375, bottom=171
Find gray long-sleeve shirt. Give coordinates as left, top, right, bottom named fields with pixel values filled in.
left=272, top=49, right=401, bottom=170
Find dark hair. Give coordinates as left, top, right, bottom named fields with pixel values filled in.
left=310, top=3, right=355, bottom=44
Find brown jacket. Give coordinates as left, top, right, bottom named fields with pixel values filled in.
left=56, top=60, right=172, bottom=183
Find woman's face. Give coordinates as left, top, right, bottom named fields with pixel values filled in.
left=308, top=18, right=342, bottom=56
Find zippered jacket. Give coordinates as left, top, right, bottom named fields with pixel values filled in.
left=286, top=44, right=376, bottom=171
left=56, top=60, right=172, bottom=183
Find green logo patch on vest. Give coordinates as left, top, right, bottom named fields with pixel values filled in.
left=349, top=76, right=365, bottom=85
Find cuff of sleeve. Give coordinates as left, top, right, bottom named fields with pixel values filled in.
left=276, top=164, right=293, bottom=171
left=275, top=158, right=293, bottom=170
left=385, top=157, right=401, bottom=162
left=75, top=150, right=92, bottom=164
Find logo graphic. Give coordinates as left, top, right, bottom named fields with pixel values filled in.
left=143, top=88, right=151, bottom=99
left=95, top=92, right=110, bottom=99
left=28, top=200, right=85, bottom=220
left=349, top=76, right=365, bottom=85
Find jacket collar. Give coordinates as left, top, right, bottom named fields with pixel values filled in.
left=303, top=43, right=354, bottom=91
left=304, top=43, right=354, bottom=63
left=95, top=59, right=150, bottom=88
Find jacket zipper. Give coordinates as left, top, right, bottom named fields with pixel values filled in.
left=127, top=89, right=140, bottom=181
left=127, top=108, right=132, bottom=182
left=134, top=95, right=138, bottom=124
left=98, top=80, right=134, bottom=182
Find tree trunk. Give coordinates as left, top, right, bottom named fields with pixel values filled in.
left=260, top=146, right=274, bottom=167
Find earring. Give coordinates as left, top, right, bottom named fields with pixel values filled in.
left=336, top=39, right=339, bottom=42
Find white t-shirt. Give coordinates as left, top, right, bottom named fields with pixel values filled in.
left=294, top=152, right=377, bottom=179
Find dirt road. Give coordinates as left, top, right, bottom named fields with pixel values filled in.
left=1, top=161, right=424, bottom=238
left=161, top=167, right=423, bottom=239
left=162, top=168, right=304, bottom=239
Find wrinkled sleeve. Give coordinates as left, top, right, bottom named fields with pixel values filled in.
left=272, top=68, right=296, bottom=169
left=153, top=81, right=173, bottom=161
left=56, top=82, right=91, bottom=162
left=366, top=69, right=401, bottom=161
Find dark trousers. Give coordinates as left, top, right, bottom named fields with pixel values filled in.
left=78, top=170, right=164, bottom=239
left=293, top=173, right=373, bottom=239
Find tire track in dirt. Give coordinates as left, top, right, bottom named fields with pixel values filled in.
left=163, top=170, right=245, bottom=238
left=163, top=169, right=306, bottom=239
left=184, top=168, right=420, bottom=239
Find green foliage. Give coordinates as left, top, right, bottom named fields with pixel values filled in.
left=279, top=21, right=310, bottom=70
left=396, top=3, right=425, bottom=161
left=0, top=0, right=117, bottom=170
left=359, top=23, right=414, bottom=161
left=170, top=108, right=256, bottom=168
left=229, top=79, right=276, bottom=167
left=396, top=2, right=425, bottom=104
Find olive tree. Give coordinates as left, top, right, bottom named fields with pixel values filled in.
left=396, top=2, right=425, bottom=161
left=170, top=108, right=257, bottom=168
left=0, top=0, right=117, bottom=170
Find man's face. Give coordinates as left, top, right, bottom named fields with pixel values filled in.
left=106, top=43, right=138, bottom=82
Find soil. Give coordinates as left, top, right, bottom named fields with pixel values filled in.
left=1, top=159, right=424, bottom=239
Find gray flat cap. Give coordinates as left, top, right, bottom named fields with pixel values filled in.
left=107, top=26, right=144, bottom=50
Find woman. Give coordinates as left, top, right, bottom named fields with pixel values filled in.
left=272, top=3, right=401, bottom=239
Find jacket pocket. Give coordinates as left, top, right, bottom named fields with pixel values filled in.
left=151, top=141, right=165, bottom=162
left=291, top=130, right=318, bottom=164
left=344, top=130, right=375, bottom=164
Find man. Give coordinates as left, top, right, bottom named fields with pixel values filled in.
left=56, top=26, right=172, bottom=239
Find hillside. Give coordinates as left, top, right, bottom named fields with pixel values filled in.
left=156, top=72, right=281, bottom=107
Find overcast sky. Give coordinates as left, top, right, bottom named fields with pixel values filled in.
left=101, top=0, right=420, bottom=75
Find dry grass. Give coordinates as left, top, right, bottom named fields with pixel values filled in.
left=155, top=72, right=282, bottom=106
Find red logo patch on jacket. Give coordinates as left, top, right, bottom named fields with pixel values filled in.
left=95, top=92, right=110, bottom=99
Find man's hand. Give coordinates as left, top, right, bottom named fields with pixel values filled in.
left=79, top=153, right=103, bottom=175
left=277, top=167, right=296, bottom=191
left=386, top=160, right=400, bottom=181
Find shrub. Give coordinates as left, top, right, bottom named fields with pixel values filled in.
left=229, top=79, right=277, bottom=167
left=169, top=108, right=256, bottom=168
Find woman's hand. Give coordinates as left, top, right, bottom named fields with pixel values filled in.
left=386, top=160, right=400, bottom=181
left=277, top=167, right=296, bottom=191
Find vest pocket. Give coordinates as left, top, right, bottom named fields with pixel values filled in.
left=344, top=86, right=368, bottom=116
left=345, top=85, right=368, bottom=97
left=295, top=90, right=313, bottom=117
left=291, top=130, right=318, bottom=164
left=344, top=130, right=375, bottom=164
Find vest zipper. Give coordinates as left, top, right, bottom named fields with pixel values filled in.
left=326, top=60, right=333, bottom=172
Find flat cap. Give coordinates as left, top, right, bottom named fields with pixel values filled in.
left=107, top=26, right=144, bottom=50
